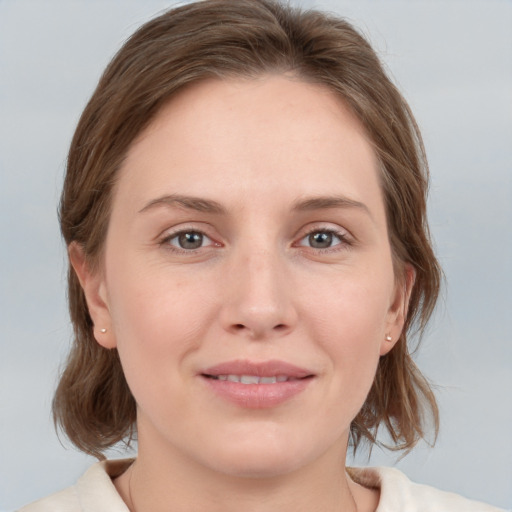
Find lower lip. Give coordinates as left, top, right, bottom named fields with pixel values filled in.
left=201, top=377, right=313, bottom=409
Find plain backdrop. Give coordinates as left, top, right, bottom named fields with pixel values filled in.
left=1, top=0, right=511, bottom=510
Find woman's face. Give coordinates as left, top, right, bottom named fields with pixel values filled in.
left=76, top=75, right=410, bottom=477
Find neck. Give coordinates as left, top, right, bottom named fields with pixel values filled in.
left=115, top=434, right=362, bottom=512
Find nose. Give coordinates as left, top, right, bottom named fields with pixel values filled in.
left=219, top=248, right=298, bottom=340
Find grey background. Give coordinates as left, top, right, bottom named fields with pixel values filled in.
left=1, top=0, right=511, bottom=510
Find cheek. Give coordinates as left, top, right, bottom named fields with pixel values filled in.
left=303, top=263, right=393, bottom=343
left=104, top=257, right=218, bottom=383
left=300, top=265, right=393, bottom=394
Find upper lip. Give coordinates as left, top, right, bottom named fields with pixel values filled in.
left=201, top=359, right=314, bottom=379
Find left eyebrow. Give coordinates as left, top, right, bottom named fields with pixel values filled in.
left=292, top=195, right=373, bottom=219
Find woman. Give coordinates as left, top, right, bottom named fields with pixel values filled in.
left=18, top=1, right=506, bottom=511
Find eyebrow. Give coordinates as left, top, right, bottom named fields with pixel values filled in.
left=139, top=194, right=226, bottom=215
left=139, top=193, right=371, bottom=218
left=292, top=195, right=372, bottom=218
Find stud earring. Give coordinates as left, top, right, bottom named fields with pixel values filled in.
left=100, top=328, right=107, bottom=333
left=385, top=334, right=392, bottom=342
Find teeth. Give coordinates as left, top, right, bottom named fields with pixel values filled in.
left=213, top=374, right=290, bottom=384
left=240, top=375, right=260, bottom=384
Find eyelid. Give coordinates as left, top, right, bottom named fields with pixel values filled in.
left=158, top=224, right=222, bottom=252
left=293, top=224, right=354, bottom=252
left=156, top=222, right=353, bottom=255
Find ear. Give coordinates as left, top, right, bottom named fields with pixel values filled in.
left=68, top=241, right=116, bottom=349
left=380, top=263, right=416, bottom=356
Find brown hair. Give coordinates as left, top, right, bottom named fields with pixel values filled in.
left=55, top=0, right=440, bottom=459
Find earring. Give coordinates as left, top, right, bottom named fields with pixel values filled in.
left=100, top=328, right=107, bottom=333
left=385, top=334, right=392, bottom=342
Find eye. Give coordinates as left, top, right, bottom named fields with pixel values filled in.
left=297, top=229, right=347, bottom=250
left=164, top=230, right=214, bottom=250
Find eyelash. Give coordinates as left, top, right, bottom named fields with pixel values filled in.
left=158, top=227, right=353, bottom=255
left=159, top=228, right=218, bottom=254
left=295, top=227, right=353, bottom=253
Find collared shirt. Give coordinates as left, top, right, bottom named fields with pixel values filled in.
left=18, top=459, right=506, bottom=511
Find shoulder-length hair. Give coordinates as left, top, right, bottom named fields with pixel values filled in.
left=55, top=0, right=440, bottom=459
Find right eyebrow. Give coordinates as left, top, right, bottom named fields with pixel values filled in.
left=138, top=194, right=226, bottom=215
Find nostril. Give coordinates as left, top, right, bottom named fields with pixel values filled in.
left=228, top=322, right=291, bottom=337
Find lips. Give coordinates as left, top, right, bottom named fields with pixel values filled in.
left=210, top=375, right=293, bottom=384
left=202, top=359, right=313, bottom=379
left=200, top=360, right=314, bottom=408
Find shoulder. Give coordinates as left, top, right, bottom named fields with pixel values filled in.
left=348, top=466, right=507, bottom=512
left=17, top=459, right=133, bottom=512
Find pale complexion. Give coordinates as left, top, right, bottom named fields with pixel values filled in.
left=71, top=75, right=413, bottom=512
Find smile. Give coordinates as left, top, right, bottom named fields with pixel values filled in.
left=206, top=375, right=299, bottom=384
left=200, top=360, right=314, bottom=408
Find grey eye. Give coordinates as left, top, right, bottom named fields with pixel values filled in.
left=168, top=231, right=212, bottom=250
left=308, top=231, right=334, bottom=249
left=178, top=232, right=203, bottom=249
left=297, top=230, right=345, bottom=250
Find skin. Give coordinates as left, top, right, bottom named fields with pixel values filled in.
left=71, top=75, right=413, bottom=512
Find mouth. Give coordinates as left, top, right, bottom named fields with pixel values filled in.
left=200, top=360, right=315, bottom=408
left=201, top=359, right=314, bottom=381
left=203, top=374, right=306, bottom=384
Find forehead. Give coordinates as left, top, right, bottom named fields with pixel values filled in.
left=116, top=75, right=384, bottom=221
left=134, top=74, right=372, bottom=158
